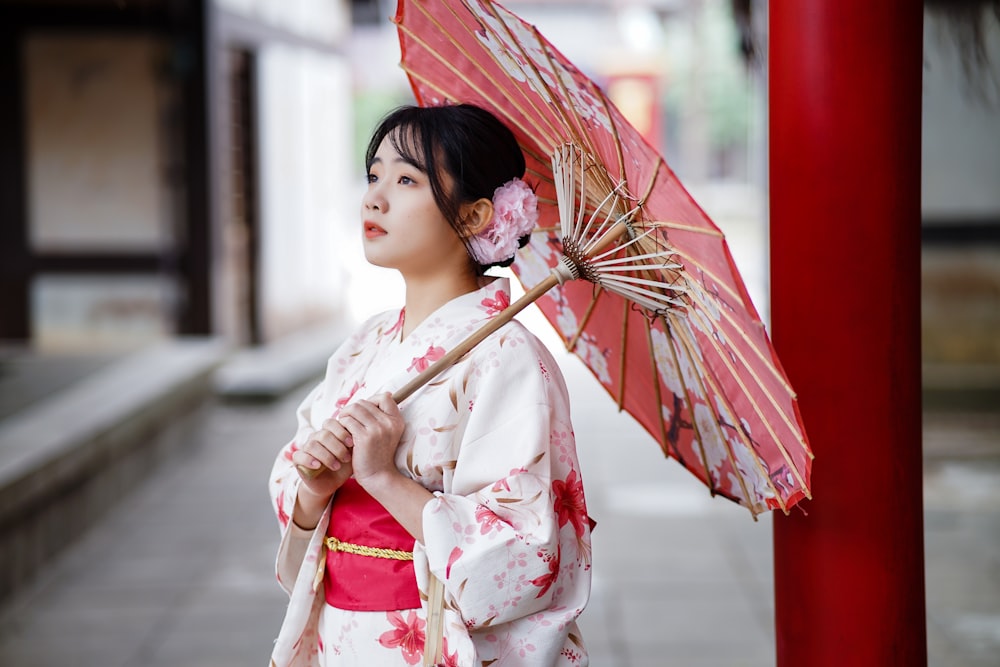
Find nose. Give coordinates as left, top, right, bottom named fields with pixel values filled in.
left=362, top=186, right=385, bottom=212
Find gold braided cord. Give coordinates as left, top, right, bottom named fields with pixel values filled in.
left=324, top=536, right=414, bottom=561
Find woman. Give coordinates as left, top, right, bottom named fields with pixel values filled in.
left=269, top=104, right=592, bottom=666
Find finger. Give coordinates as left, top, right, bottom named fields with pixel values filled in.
left=300, top=438, right=345, bottom=471
left=322, top=416, right=351, bottom=436
left=364, top=394, right=404, bottom=437
left=338, top=405, right=379, bottom=437
left=371, top=392, right=400, bottom=416
left=322, top=435, right=353, bottom=462
left=319, top=419, right=355, bottom=450
left=339, top=400, right=380, bottom=425
left=354, top=398, right=400, bottom=430
left=291, top=448, right=328, bottom=472
left=313, top=428, right=349, bottom=452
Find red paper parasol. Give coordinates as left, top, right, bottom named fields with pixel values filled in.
left=392, top=0, right=812, bottom=517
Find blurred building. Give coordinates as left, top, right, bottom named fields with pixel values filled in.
left=2, top=0, right=996, bottom=407
left=0, top=0, right=354, bottom=350
left=921, top=6, right=1000, bottom=405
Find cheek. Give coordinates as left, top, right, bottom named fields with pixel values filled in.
left=417, top=208, right=460, bottom=244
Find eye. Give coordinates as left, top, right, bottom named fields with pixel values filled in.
left=398, top=175, right=416, bottom=185
left=366, top=172, right=378, bottom=184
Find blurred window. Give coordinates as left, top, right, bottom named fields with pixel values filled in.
left=24, top=33, right=175, bottom=253
left=31, top=274, right=177, bottom=350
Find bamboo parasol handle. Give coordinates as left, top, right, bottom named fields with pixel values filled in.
left=296, top=273, right=559, bottom=479
left=296, top=220, right=629, bottom=479
left=393, top=273, right=560, bottom=403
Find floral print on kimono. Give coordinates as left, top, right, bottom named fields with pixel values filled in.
left=269, top=277, right=593, bottom=666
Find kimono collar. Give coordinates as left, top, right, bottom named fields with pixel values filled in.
left=435, top=276, right=512, bottom=325
left=371, top=277, right=514, bottom=384
left=400, top=277, right=513, bottom=344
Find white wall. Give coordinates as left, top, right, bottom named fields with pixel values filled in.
left=922, top=13, right=1000, bottom=220
left=215, top=0, right=349, bottom=44
left=257, top=45, right=353, bottom=340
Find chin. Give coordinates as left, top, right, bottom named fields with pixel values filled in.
left=362, top=248, right=395, bottom=270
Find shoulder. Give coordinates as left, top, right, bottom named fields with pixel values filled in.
left=469, top=319, right=569, bottom=400
left=317, top=309, right=402, bottom=375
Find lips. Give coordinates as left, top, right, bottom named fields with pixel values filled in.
left=364, top=221, right=387, bottom=239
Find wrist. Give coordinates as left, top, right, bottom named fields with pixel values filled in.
left=293, top=483, right=333, bottom=530
left=355, top=469, right=403, bottom=498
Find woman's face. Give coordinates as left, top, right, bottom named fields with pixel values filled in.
left=360, top=134, right=469, bottom=277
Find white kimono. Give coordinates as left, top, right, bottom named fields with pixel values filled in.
left=269, top=278, right=592, bottom=666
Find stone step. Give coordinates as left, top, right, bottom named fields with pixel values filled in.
left=0, top=338, right=228, bottom=602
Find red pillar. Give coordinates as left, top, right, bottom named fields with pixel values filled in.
left=769, top=3, right=926, bottom=665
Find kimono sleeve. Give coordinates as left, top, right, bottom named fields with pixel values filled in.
left=418, top=332, right=591, bottom=630
left=269, top=381, right=323, bottom=590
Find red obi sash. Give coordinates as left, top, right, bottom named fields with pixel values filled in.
left=324, top=479, right=420, bottom=611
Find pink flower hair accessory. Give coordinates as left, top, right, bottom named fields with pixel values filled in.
left=467, top=177, right=538, bottom=268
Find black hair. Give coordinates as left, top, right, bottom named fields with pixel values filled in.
left=364, top=104, right=527, bottom=270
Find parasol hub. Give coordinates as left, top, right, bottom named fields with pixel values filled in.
left=551, top=254, right=580, bottom=285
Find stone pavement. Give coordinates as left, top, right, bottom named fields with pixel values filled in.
left=0, top=344, right=998, bottom=666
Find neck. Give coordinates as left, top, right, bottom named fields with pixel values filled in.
left=401, top=266, right=481, bottom=339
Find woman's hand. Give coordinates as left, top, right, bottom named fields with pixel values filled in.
left=336, top=392, right=406, bottom=489
left=333, top=392, right=432, bottom=543
left=290, top=419, right=355, bottom=529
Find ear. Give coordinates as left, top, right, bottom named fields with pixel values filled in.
left=459, top=198, right=494, bottom=237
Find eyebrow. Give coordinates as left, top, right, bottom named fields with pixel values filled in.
left=367, top=155, right=427, bottom=172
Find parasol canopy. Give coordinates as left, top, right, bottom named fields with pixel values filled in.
left=394, top=0, right=813, bottom=517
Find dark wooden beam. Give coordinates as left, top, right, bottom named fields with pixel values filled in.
left=922, top=220, right=1000, bottom=245
left=0, top=3, right=172, bottom=31
left=176, top=0, right=212, bottom=335
left=0, top=22, right=30, bottom=340
left=30, top=254, right=173, bottom=274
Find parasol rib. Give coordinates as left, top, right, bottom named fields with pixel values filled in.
left=666, top=248, right=744, bottom=305
left=579, top=206, right=632, bottom=259
left=599, top=274, right=687, bottom=296
left=680, top=347, right=789, bottom=513
left=566, top=286, right=604, bottom=353
left=483, top=4, right=592, bottom=156
left=552, top=144, right=586, bottom=241
left=584, top=201, right=644, bottom=257
left=597, top=279, right=687, bottom=312
left=399, top=10, right=568, bottom=160
left=523, top=20, right=604, bottom=163
left=595, top=86, right=628, bottom=183
left=643, top=319, right=682, bottom=470
left=684, top=285, right=807, bottom=443
left=591, top=247, right=682, bottom=270
left=658, top=314, right=739, bottom=508
left=617, top=297, right=629, bottom=411
left=398, top=62, right=554, bottom=161
left=664, top=261, right=799, bottom=403
left=678, top=296, right=812, bottom=495
left=674, top=314, right=782, bottom=512
left=392, top=210, right=627, bottom=400
left=601, top=274, right=687, bottom=306
left=410, top=0, right=568, bottom=148
left=637, top=156, right=664, bottom=205
left=670, top=314, right=781, bottom=515
left=554, top=145, right=625, bottom=246
left=643, top=220, right=725, bottom=238
left=527, top=167, right=559, bottom=192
